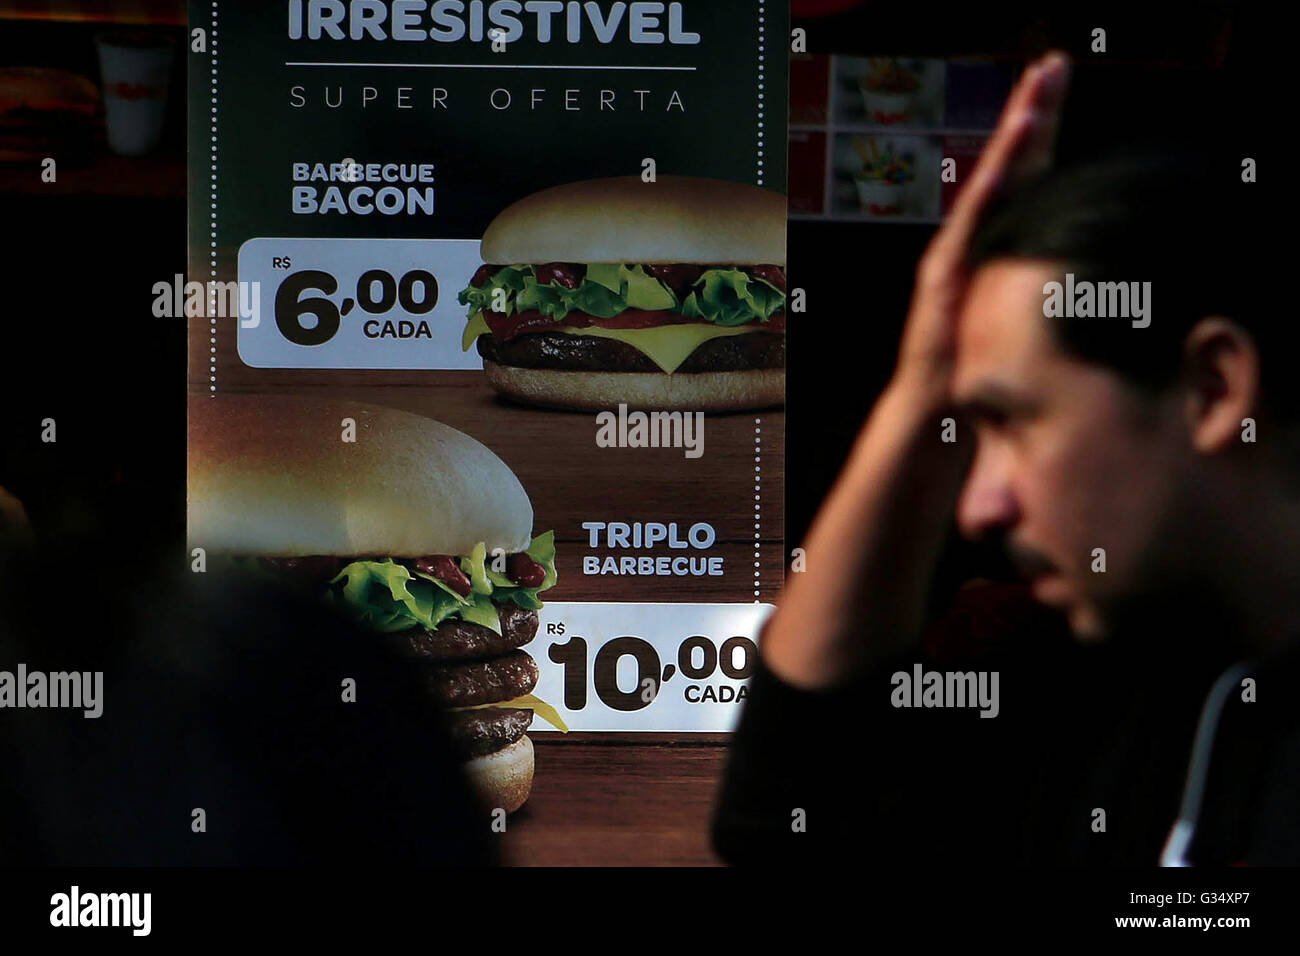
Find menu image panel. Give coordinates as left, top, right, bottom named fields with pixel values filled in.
left=187, top=1, right=789, bottom=743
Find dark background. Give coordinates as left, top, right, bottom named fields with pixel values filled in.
left=783, top=1, right=1274, bottom=590
left=1, top=2, right=1275, bottom=574
left=0, top=0, right=1286, bottom=901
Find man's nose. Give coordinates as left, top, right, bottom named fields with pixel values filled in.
left=956, top=444, right=1020, bottom=540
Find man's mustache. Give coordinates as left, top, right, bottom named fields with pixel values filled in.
left=1005, top=539, right=1058, bottom=578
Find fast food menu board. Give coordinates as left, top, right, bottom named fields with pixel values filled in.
left=187, top=1, right=789, bottom=734
left=788, top=54, right=1013, bottom=220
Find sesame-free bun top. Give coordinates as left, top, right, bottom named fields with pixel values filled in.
left=479, top=176, right=787, bottom=266
left=188, top=394, right=534, bottom=557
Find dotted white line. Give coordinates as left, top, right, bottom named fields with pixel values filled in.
left=209, top=1, right=219, bottom=395
left=754, top=418, right=762, bottom=600
left=754, top=10, right=766, bottom=595
left=756, top=5, right=765, bottom=186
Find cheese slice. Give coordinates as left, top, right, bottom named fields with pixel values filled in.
left=462, top=310, right=774, bottom=373
left=548, top=323, right=765, bottom=373
left=462, top=310, right=492, bottom=350
left=451, top=693, right=569, bottom=732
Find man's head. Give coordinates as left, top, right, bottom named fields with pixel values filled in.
left=953, top=152, right=1287, bottom=640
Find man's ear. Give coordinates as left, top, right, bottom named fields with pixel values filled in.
left=0, top=485, right=33, bottom=549
left=1182, top=318, right=1260, bottom=454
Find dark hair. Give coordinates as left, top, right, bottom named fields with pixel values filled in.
left=967, top=150, right=1289, bottom=416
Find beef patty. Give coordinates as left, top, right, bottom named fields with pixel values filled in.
left=423, top=649, right=539, bottom=708
left=445, top=706, right=534, bottom=757
left=478, top=329, right=785, bottom=373
left=390, top=602, right=537, bottom=662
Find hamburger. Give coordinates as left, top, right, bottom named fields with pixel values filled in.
left=0, top=68, right=98, bottom=164
left=188, top=394, right=564, bottom=813
left=458, top=175, right=787, bottom=412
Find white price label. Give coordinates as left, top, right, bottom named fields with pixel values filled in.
left=235, top=237, right=483, bottom=369
left=530, top=602, right=774, bottom=733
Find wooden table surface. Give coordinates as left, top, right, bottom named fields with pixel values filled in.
left=501, top=740, right=729, bottom=866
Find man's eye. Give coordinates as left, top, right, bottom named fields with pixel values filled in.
left=977, top=412, right=1027, bottom=441
left=979, top=410, right=1011, bottom=429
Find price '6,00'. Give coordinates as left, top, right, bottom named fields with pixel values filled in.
left=275, top=267, right=438, bottom=346
left=548, top=634, right=757, bottom=711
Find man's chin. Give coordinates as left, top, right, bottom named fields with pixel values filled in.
left=1029, top=576, right=1110, bottom=641
left=1066, top=600, right=1110, bottom=642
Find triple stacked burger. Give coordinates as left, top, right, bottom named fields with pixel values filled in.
left=188, top=394, right=565, bottom=813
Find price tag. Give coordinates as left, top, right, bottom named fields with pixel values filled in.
left=531, top=602, right=774, bottom=733
left=235, top=237, right=483, bottom=369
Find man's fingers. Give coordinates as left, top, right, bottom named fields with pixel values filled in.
left=931, top=110, right=1034, bottom=263
left=998, top=57, right=1046, bottom=129
left=935, top=76, right=1043, bottom=252
left=968, top=54, right=1069, bottom=198
left=1009, top=54, right=1070, bottom=181
left=929, top=53, right=1070, bottom=267
left=965, top=58, right=1048, bottom=184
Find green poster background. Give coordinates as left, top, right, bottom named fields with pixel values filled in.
left=190, top=1, right=788, bottom=249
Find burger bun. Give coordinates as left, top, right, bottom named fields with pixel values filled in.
left=463, top=734, right=534, bottom=814
left=188, top=394, right=534, bottom=557
left=484, top=361, right=785, bottom=413
left=480, top=175, right=786, bottom=266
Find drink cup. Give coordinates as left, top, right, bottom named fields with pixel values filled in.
left=96, top=31, right=174, bottom=156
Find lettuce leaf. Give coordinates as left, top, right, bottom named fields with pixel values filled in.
left=327, top=534, right=557, bottom=634
left=484, top=531, right=557, bottom=611
left=457, top=263, right=782, bottom=335
left=327, top=559, right=466, bottom=633
left=456, top=266, right=528, bottom=318
left=516, top=273, right=627, bottom=320
left=679, top=268, right=786, bottom=326
left=458, top=542, right=493, bottom=595
left=584, top=263, right=677, bottom=311
left=458, top=592, right=504, bottom=634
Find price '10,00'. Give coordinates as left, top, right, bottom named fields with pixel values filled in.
left=548, top=635, right=757, bottom=712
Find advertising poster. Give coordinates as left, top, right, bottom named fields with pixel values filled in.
left=4, top=0, right=1296, bottom=927
left=186, top=0, right=789, bottom=863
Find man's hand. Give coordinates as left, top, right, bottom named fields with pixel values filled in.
left=894, top=52, right=1070, bottom=403
left=760, top=53, right=1070, bottom=689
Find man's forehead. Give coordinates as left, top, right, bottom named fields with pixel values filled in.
left=952, top=259, right=1063, bottom=399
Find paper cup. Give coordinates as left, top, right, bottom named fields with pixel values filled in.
left=860, top=88, right=913, bottom=125
left=96, top=31, right=174, bottom=156
left=855, top=178, right=906, bottom=215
